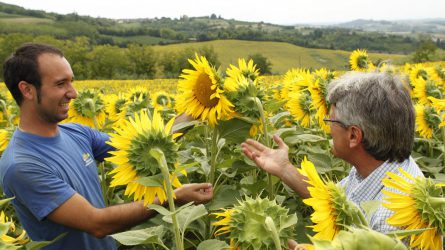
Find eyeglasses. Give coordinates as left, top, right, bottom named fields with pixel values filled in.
left=323, top=117, right=349, bottom=128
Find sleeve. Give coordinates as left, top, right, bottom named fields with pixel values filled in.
left=73, top=123, right=115, bottom=161
left=3, top=162, right=76, bottom=221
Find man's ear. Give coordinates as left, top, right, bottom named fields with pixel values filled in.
left=349, top=125, right=363, bottom=148
left=18, top=81, right=35, bottom=101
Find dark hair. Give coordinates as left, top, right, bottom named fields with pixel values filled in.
left=3, top=43, right=64, bottom=105
left=328, top=72, right=415, bottom=162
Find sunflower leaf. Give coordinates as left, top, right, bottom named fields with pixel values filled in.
left=111, top=226, right=165, bottom=246
left=26, top=232, right=67, bottom=250
left=197, top=239, right=229, bottom=250
left=147, top=204, right=171, bottom=216
left=0, top=197, right=14, bottom=207
left=386, top=228, right=434, bottom=237
left=134, top=175, right=163, bottom=187
left=176, top=204, right=208, bottom=234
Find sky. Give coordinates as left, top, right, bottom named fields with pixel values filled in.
left=1, top=0, right=444, bottom=25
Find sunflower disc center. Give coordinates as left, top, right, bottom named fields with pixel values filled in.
left=193, top=73, right=219, bottom=108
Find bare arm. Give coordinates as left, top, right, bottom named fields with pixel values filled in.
left=47, top=183, right=213, bottom=238
left=241, top=135, right=310, bottom=198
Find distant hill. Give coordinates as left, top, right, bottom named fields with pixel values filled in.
left=332, top=18, right=445, bottom=38
left=151, top=40, right=408, bottom=74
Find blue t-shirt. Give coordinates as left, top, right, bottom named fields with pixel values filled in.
left=0, top=123, right=116, bottom=250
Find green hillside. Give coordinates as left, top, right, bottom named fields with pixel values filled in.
left=153, top=40, right=408, bottom=74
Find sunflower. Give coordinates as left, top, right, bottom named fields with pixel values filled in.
left=225, top=58, right=261, bottom=91
left=298, top=157, right=366, bottom=240
left=430, top=65, right=445, bottom=86
left=151, top=91, right=173, bottom=109
left=67, top=89, right=106, bottom=128
left=280, top=68, right=312, bottom=101
left=176, top=54, right=233, bottom=126
left=104, top=93, right=128, bottom=123
left=409, top=64, right=429, bottom=87
left=105, top=110, right=182, bottom=205
left=383, top=168, right=445, bottom=250
left=287, top=89, right=313, bottom=128
left=429, top=97, right=445, bottom=127
left=415, top=104, right=441, bottom=138
left=412, top=77, right=443, bottom=105
left=125, top=87, right=152, bottom=117
left=309, top=69, right=336, bottom=133
left=213, top=196, right=298, bottom=249
left=0, top=210, right=28, bottom=245
left=349, top=49, right=371, bottom=72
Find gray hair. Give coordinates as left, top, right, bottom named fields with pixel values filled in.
left=327, top=72, right=414, bottom=162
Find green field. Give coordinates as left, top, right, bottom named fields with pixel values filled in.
left=153, top=40, right=408, bottom=74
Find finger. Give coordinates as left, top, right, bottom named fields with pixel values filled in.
left=190, top=183, right=212, bottom=191
left=273, top=134, right=287, bottom=149
left=245, top=138, right=268, bottom=152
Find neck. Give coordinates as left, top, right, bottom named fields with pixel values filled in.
left=347, top=152, right=385, bottom=178
left=19, top=112, right=59, bottom=137
left=354, top=156, right=384, bottom=178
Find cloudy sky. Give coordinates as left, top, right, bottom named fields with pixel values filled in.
left=2, top=0, right=444, bottom=25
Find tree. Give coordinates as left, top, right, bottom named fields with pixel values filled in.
left=126, top=44, right=157, bottom=78
left=412, top=40, right=437, bottom=63
left=248, top=53, right=272, bottom=75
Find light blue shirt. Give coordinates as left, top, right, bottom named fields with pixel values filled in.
left=340, top=156, right=423, bottom=233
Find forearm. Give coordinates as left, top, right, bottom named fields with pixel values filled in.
left=279, top=164, right=310, bottom=199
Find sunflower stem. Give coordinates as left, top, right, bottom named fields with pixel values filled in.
left=150, top=148, right=183, bottom=250
left=208, top=126, right=219, bottom=186
left=428, top=196, right=445, bottom=209
left=98, top=162, right=109, bottom=206
left=441, top=126, right=445, bottom=169
left=254, top=97, right=275, bottom=199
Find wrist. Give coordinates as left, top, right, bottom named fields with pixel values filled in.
left=278, top=162, right=296, bottom=180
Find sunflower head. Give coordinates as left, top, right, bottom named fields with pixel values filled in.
left=176, top=54, right=233, bottom=126
left=299, top=157, right=367, bottom=240
left=106, top=109, right=181, bottom=205
left=383, top=168, right=445, bottom=250
left=225, top=58, right=261, bottom=91
left=415, top=104, right=441, bottom=138
left=412, top=77, right=443, bottom=105
left=213, top=196, right=298, bottom=250
left=0, top=210, right=29, bottom=245
left=104, top=93, right=128, bottom=122
left=287, top=89, right=313, bottom=128
left=68, top=88, right=106, bottom=128
left=151, top=91, right=173, bottom=109
left=225, top=75, right=266, bottom=120
left=349, top=49, right=370, bottom=71
left=0, top=126, right=15, bottom=154
left=309, top=69, right=336, bottom=133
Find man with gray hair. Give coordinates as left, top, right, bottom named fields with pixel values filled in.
left=241, top=72, right=423, bottom=235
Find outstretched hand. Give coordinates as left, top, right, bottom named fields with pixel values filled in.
left=241, top=134, right=293, bottom=179
left=174, top=183, right=213, bottom=205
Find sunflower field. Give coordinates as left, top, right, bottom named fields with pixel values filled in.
left=1, top=49, right=445, bottom=249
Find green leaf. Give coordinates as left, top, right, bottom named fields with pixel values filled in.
left=147, top=204, right=171, bottom=216
left=0, top=222, right=11, bottom=236
left=26, top=232, right=67, bottom=250
left=264, top=99, right=287, bottom=114
left=269, top=111, right=291, bottom=126
left=208, top=185, right=241, bottom=210
left=0, top=197, right=14, bottom=207
left=172, top=120, right=199, bottom=134
left=284, top=133, right=327, bottom=145
left=386, top=228, right=433, bottom=237
left=133, top=175, right=163, bottom=187
left=176, top=204, right=208, bottom=233
left=111, top=226, right=165, bottom=246
left=0, top=242, right=20, bottom=250
left=360, top=200, right=381, bottom=221
left=197, top=239, right=229, bottom=250
left=216, top=118, right=251, bottom=143
left=173, top=162, right=199, bottom=175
